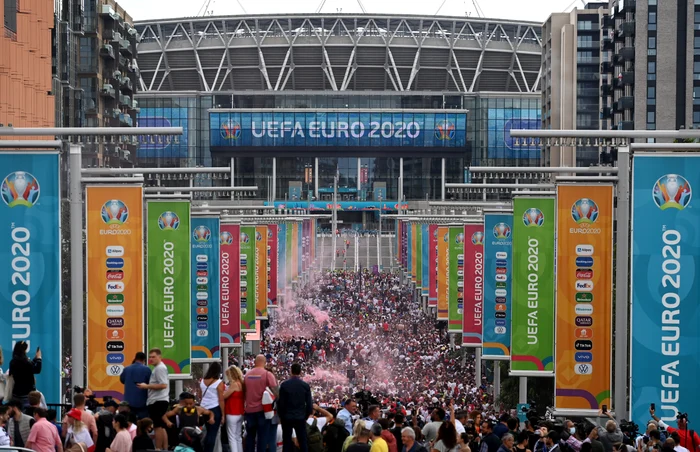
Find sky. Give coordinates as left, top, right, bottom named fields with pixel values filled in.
left=115, top=0, right=583, bottom=24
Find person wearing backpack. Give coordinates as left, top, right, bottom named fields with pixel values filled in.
left=277, top=363, right=313, bottom=452
left=323, top=410, right=350, bottom=452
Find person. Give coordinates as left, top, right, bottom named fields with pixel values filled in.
left=8, top=341, right=42, bottom=406
left=6, top=398, right=35, bottom=448
left=244, top=355, right=278, bottom=452
left=163, top=392, right=216, bottom=434
left=64, top=393, right=98, bottom=444
left=545, top=432, right=561, bottom=452
left=507, top=420, right=519, bottom=440
left=94, top=400, right=119, bottom=452
left=669, top=432, right=691, bottom=452
left=371, top=423, right=389, bottom=452
left=458, top=432, right=472, bottom=452
left=25, top=390, right=44, bottom=416
left=364, top=406, right=381, bottom=430
left=106, top=414, right=132, bottom=452
left=402, top=426, right=428, bottom=452
left=480, top=421, right=501, bottom=452
left=651, top=409, right=700, bottom=452
left=338, top=400, right=359, bottom=435
left=47, top=409, right=62, bottom=438
left=116, top=403, right=136, bottom=440
left=347, top=428, right=372, bottom=452
left=343, top=420, right=368, bottom=452
left=516, top=431, right=532, bottom=452
left=278, top=362, right=314, bottom=452
left=119, top=352, right=151, bottom=420
left=596, top=412, right=624, bottom=452
left=392, top=414, right=406, bottom=452
left=379, top=419, right=398, bottom=452
left=323, top=409, right=351, bottom=452
left=27, top=408, right=64, bottom=452
left=224, top=365, right=245, bottom=452
left=0, top=406, right=11, bottom=447
left=493, top=416, right=510, bottom=440
left=432, top=421, right=458, bottom=452
left=199, top=362, right=225, bottom=452
left=64, top=408, right=95, bottom=452
left=422, top=408, right=446, bottom=445
left=498, top=434, right=515, bottom=452
left=470, top=413, right=483, bottom=435
left=138, top=348, right=170, bottom=451
left=175, top=426, right=205, bottom=452
left=132, top=418, right=155, bottom=452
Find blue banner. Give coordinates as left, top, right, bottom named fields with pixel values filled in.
left=191, top=217, right=220, bottom=362
left=482, top=213, right=513, bottom=359
left=210, top=111, right=467, bottom=148
left=421, top=224, right=429, bottom=297
left=0, top=153, right=61, bottom=405
left=631, top=155, right=700, bottom=427
left=278, top=224, right=286, bottom=302
left=487, top=108, right=541, bottom=159
left=137, top=107, right=190, bottom=158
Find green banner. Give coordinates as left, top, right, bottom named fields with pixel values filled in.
left=147, top=201, right=191, bottom=376
left=416, top=224, right=423, bottom=288
left=511, top=197, right=555, bottom=374
left=448, top=226, right=464, bottom=332
left=240, top=226, right=256, bottom=332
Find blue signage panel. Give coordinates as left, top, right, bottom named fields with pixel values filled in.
left=268, top=201, right=408, bottom=212
left=191, top=217, right=220, bottom=362
left=210, top=111, right=467, bottom=148
left=482, top=213, right=512, bottom=359
left=487, top=108, right=541, bottom=159
left=0, top=153, right=61, bottom=405
left=137, top=107, right=189, bottom=158
left=631, top=155, right=700, bottom=427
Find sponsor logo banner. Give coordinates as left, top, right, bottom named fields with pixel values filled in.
left=421, top=224, right=430, bottom=296
left=240, top=226, right=257, bottom=332
left=483, top=213, right=513, bottom=358
left=267, top=224, right=278, bottom=308
left=255, top=225, right=268, bottom=319
left=191, top=217, right=221, bottom=361
left=428, top=224, right=438, bottom=306
left=448, top=226, right=465, bottom=332
left=462, top=224, right=484, bottom=345
left=220, top=223, right=241, bottom=346
left=437, top=226, right=449, bottom=320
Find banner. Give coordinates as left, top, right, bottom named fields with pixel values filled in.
left=278, top=224, right=287, bottom=304
left=255, top=225, right=268, bottom=319
left=191, top=217, right=220, bottom=362
left=448, top=226, right=464, bottom=332
left=297, top=220, right=302, bottom=276
left=437, top=226, right=449, bottom=320
left=482, top=213, right=513, bottom=360
left=268, top=225, right=278, bottom=308
left=463, top=224, right=484, bottom=346
left=555, top=185, right=613, bottom=410
left=239, top=226, right=256, bottom=332
left=631, top=155, right=700, bottom=426
left=147, top=201, right=191, bottom=376
left=410, top=223, right=416, bottom=282
left=220, top=223, right=241, bottom=347
left=87, top=186, right=144, bottom=399
left=429, top=224, right=438, bottom=307
left=421, top=224, right=429, bottom=297
left=511, top=197, right=555, bottom=375
left=416, top=224, right=423, bottom=289
left=0, top=154, right=61, bottom=405
left=286, top=223, right=293, bottom=285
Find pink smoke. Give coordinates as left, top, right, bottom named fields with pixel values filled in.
left=305, top=304, right=330, bottom=325
left=306, top=368, right=349, bottom=385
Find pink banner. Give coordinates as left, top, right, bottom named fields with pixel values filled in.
left=220, top=223, right=241, bottom=346
left=462, top=224, right=484, bottom=346
left=267, top=225, right=278, bottom=307
left=428, top=224, right=438, bottom=307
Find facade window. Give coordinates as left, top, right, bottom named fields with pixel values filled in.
left=649, top=11, right=657, bottom=30
left=577, top=35, right=593, bottom=47
left=694, top=87, right=700, bottom=104
left=647, top=112, right=656, bottom=124
left=3, top=0, right=17, bottom=34
left=695, top=37, right=700, bottom=49
left=694, top=111, right=700, bottom=125
left=649, top=0, right=657, bottom=4
left=648, top=62, right=656, bottom=74
left=577, top=21, right=593, bottom=30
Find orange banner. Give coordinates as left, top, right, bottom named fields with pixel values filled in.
left=86, top=186, right=144, bottom=401
left=555, top=185, right=613, bottom=410
left=437, top=226, right=449, bottom=320
left=255, top=225, right=268, bottom=319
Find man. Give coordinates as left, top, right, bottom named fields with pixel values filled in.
left=0, top=406, right=11, bottom=447
left=454, top=411, right=469, bottom=436
left=507, top=418, right=519, bottom=439
left=391, top=414, right=406, bottom=452
left=493, top=414, right=510, bottom=439
left=370, top=423, right=389, bottom=452
left=6, top=399, right=35, bottom=448
left=636, top=421, right=665, bottom=449
left=120, top=351, right=152, bottom=419
left=596, top=412, right=624, bottom=452
left=498, top=434, right=516, bottom=452
left=545, top=432, right=561, bottom=452
left=670, top=432, right=692, bottom=452
left=364, top=405, right=381, bottom=430
left=137, top=348, right=170, bottom=451
left=323, top=409, right=350, bottom=452
left=401, top=427, right=427, bottom=452
left=651, top=408, right=700, bottom=452
left=421, top=408, right=445, bottom=444
left=347, top=428, right=372, bottom=452
left=278, top=363, right=313, bottom=452
left=244, top=354, right=278, bottom=452
left=586, top=424, right=606, bottom=452
left=62, top=393, right=98, bottom=443
left=337, top=400, right=358, bottom=435
left=25, top=391, right=44, bottom=416
left=26, top=408, right=63, bottom=452
left=480, top=420, right=502, bottom=452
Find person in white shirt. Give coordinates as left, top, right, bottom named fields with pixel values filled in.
left=0, top=406, right=11, bottom=447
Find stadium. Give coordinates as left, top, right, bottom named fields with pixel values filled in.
left=134, top=13, right=543, bottom=225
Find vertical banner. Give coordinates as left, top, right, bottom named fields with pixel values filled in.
left=286, top=223, right=293, bottom=286
left=220, top=223, right=241, bottom=347
left=555, top=184, right=613, bottom=411
left=267, top=225, right=278, bottom=308
left=463, top=224, right=484, bottom=346
left=396, top=221, right=402, bottom=268
left=511, top=197, right=555, bottom=375
left=448, top=226, right=465, bottom=332
left=239, top=226, right=256, bottom=332
left=482, top=213, right=513, bottom=360
left=631, top=155, right=700, bottom=426
left=437, top=226, right=449, bottom=320
left=297, top=221, right=302, bottom=277
left=410, top=223, right=416, bottom=282
left=416, top=224, right=423, bottom=289
left=147, top=201, right=191, bottom=376
left=255, top=225, right=268, bottom=319
left=190, top=217, right=220, bottom=362
left=429, top=224, right=438, bottom=307
left=278, top=224, right=286, bottom=304
left=86, top=186, right=143, bottom=400
left=421, top=224, right=429, bottom=297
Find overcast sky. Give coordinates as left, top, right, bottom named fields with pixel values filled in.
left=116, top=0, right=582, bottom=24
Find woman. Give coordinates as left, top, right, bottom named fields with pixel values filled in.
left=224, top=366, right=245, bottom=452
left=413, top=427, right=428, bottom=450
left=515, top=431, right=531, bottom=452
left=458, top=433, right=472, bottom=452
left=8, top=341, right=41, bottom=406
left=65, top=408, right=96, bottom=452
left=469, top=413, right=482, bottom=435
left=344, top=420, right=369, bottom=452
left=432, top=421, right=458, bottom=452
left=132, top=418, right=155, bottom=452
left=107, top=414, right=132, bottom=452
left=199, top=362, right=225, bottom=452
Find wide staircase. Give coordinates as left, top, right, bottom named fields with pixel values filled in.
left=316, top=233, right=396, bottom=271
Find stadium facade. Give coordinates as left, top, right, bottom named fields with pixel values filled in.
left=133, top=14, right=544, bottom=222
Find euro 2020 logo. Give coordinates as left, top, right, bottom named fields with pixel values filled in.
left=1, top=171, right=40, bottom=208
left=221, top=120, right=241, bottom=140
left=255, top=231, right=263, bottom=241
left=101, top=200, right=129, bottom=225
left=158, top=211, right=180, bottom=230
left=493, top=223, right=511, bottom=239
left=220, top=231, right=233, bottom=246
left=455, top=232, right=465, bottom=244
left=522, top=208, right=544, bottom=227
left=471, top=231, right=484, bottom=246
left=240, top=232, right=250, bottom=244
left=653, top=174, right=692, bottom=210
left=571, top=198, right=600, bottom=224
left=435, top=121, right=455, bottom=141
left=193, top=225, right=211, bottom=242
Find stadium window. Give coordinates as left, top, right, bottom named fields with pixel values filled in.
left=4, top=0, right=17, bottom=34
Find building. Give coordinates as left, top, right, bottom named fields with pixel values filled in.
left=542, top=2, right=608, bottom=168
left=53, top=0, right=140, bottom=167
left=1, top=0, right=54, bottom=131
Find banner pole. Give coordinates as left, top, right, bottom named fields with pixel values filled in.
left=519, top=377, right=527, bottom=404
left=614, top=146, right=631, bottom=420
left=69, top=144, right=85, bottom=391
left=494, top=361, right=501, bottom=403
left=475, top=347, right=482, bottom=387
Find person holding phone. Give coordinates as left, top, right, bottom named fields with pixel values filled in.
left=650, top=407, right=700, bottom=452
left=8, top=342, right=42, bottom=407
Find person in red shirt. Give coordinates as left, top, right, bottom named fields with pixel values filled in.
left=650, top=408, right=700, bottom=452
